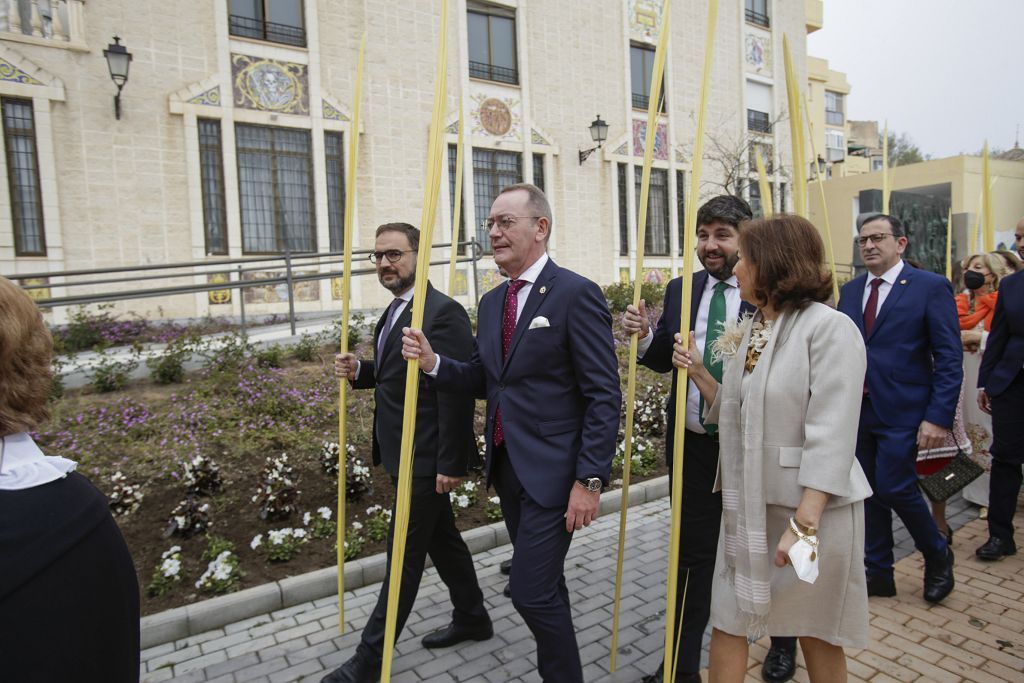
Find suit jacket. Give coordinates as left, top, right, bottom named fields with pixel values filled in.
left=354, top=282, right=477, bottom=479
left=837, top=263, right=963, bottom=429
left=641, top=271, right=756, bottom=459
left=434, top=259, right=621, bottom=508
left=979, top=270, right=1024, bottom=397
left=707, top=303, right=872, bottom=508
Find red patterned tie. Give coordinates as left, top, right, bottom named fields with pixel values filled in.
left=493, top=279, right=527, bottom=447
left=863, top=278, right=882, bottom=336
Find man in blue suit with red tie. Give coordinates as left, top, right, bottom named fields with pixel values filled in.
left=837, top=214, right=962, bottom=604
left=402, top=183, right=621, bottom=683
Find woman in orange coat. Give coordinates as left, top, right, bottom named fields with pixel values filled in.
left=958, top=253, right=1009, bottom=335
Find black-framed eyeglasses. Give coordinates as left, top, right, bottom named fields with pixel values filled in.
left=482, top=215, right=543, bottom=232
left=368, top=249, right=414, bottom=263
left=857, top=233, right=895, bottom=246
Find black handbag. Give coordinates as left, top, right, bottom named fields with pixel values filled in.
left=919, top=449, right=985, bottom=503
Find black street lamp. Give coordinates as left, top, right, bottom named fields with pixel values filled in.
left=103, top=36, right=132, bottom=120
left=579, top=115, right=610, bottom=165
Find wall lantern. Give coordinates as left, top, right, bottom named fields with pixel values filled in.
left=578, top=115, right=609, bottom=165
left=103, top=36, right=132, bottom=120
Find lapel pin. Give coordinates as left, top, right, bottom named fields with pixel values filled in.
left=539, top=286, right=547, bottom=294
left=899, top=279, right=907, bottom=285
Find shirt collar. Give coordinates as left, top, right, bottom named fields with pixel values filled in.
left=707, top=273, right=739, bottom=291
left=875, top=259, right=904, bottom=286
left=513, top=252, right=549, bottom=285
left=395, top=286, right=414, bottom=303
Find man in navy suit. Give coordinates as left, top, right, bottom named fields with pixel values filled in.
left=402, top=183, right=621, bottom=683
left=324, top=223, right=491, bottom=683
left=976, top=269, right=1024, bottom=560
left=624, top=195, right=796, bottom=683
left=837, top=214, right=961, bottom=604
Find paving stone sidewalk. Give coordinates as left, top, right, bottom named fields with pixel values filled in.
left=141, top=493, right=1024, bottom=683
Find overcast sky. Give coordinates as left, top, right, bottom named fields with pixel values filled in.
left=806, top=0, right=1022, bottom=159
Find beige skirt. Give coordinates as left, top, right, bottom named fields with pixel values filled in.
left=710, top=501, right=869, bottom=648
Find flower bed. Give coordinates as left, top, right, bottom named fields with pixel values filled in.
left=34, top=301, right=669, bottom=615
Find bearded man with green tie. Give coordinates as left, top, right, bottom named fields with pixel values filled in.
left=624, top=196, right=799, bottom=683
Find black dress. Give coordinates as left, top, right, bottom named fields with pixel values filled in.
left=0, top=471, right=140, bottom=682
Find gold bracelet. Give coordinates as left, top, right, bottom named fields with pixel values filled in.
left=788, top=517, right=819, bottom=561
left=792, top=517, right=818, bottom=536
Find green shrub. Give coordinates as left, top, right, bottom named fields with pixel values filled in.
left=146, top=335, right=196, bottom=384
left=200, top=333, right=253, bottom=374
left=88, top=347, right=140, bottom=392
left=293, top=333, right=321, bottom=362
left=255, top=343, right=285, bottom=368
left=603, top=281, right=666, bottom=313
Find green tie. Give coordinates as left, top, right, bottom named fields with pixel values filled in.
left=699, top=281, right=729, bottom=434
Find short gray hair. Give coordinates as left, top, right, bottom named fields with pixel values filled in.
left=498, top=183, right=553, bottom=237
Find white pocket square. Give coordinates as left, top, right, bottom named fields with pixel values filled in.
left=528, top=316, right=550, bottom=330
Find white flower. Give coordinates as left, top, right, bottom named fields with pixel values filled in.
left=318, top=507, right=332, bottom=520
left=366, top=505, right=381, bottom=515
left=303, top=512, right=312, bottom=526
left=293, top=528, right=307, bottom=539
left=268, top=529, right=287, bottom=545
left=161, top=558, right=181, bottom=578
left=351, top=521, right=363, bottom=531
left=454, top=494, right=470, bottom=508
left=250, top=534, right=263, bottom=550
left=489, top=496, right=500, bottom=505
left=463, top=481, right=477, bottom=491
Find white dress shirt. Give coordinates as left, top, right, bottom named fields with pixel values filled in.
left=861, top=259, right=905, bottom=315
left=637, top=274, right=741, bottom=433
left=357, top=286, right=413, bottom=377
left=426, top=253, right=550, bottom=376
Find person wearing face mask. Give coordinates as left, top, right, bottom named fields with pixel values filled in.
left=953, top=254, right=1012, bottom=520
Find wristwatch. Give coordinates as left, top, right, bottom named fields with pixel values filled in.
left=576, top=477, right=602, bottom=493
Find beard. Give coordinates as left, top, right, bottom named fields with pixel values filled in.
left=379, top=269, right=416, bottom=294
left=700, top=249, right=739, bottom=279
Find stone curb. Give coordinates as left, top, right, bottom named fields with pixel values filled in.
left=140, top=474, right=670, bottom=649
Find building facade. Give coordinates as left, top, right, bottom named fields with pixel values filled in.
left=0, top=0, right=827, bottom=320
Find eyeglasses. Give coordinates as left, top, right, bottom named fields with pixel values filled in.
left=857, top=233, right=895, bottom=247
left=368, top=249, right=414, bottom=264
left=482, top=215, right=542, bottom=232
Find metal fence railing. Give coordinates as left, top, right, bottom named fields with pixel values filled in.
left=9, top=240, right=484, bottom=336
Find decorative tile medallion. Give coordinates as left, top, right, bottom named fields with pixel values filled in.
left=745, top=33, right=771, bottom=76
left=207, top=272, right=232, bottom=305
left=629, top=0, right=664, bottom=42
left=632, top=120, right=669, bottom=160
left=0, top=58, right=42, bottom=85
left=470, top=92, right=521, bottom=140
left=231, top=54, right=309, bottom=114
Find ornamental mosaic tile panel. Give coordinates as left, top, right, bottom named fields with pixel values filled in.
left=207, top=272, right=232, bottom=305
left=242, top=271, right=319, bottom=304
left=322, top=99, right=348, bottom=121
left=531, top=128, right=549, bottom=146
left=632, top=120, right=668, bottom=160
left=629, top=0, right=664, bottom=42
left=0, top=57, right=42, bottom=85
left=188, top=86, right=221, bottom=107
left=745, top=33, right=771, bottom=76
left=231, top=54, right=309, bottom=115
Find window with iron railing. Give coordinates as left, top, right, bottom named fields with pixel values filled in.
left=630, top=44, right=665, bottom=112
left=676, top=170, right=686, bottom=255
left=634, top=166, right=670, bottom=256
left=325, top=131, right=346, bottom=252
left=198, top=119, right=228, bottom=255
left=2, top=98, right=46, bottom=256
left=532, top=153, right=545, bottom=193
left=468, top=5, right=518, bottom=85
left=825, top=91, right=844, bottom=126
left=617, top=164, right=629, bottom=256
left=747, top=109, right=772, bottom=134
left=748, top=143, right=775, bottom=173
left=229, top=0, right=306, bottom=47
left=745, top=0, right=769, bottom=27
left=448, top=144, right=467, bottom=255
left=235, top=123, right=316, bottom=254
left=472, top=148, right=522, bottom=252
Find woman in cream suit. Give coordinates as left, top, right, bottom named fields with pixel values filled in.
left=675, top=215, right=871, bottom=683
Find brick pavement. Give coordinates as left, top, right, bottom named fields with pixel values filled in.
left=142, top=493, right=1024, bottom=683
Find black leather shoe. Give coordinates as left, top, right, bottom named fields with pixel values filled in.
left=923, top=546, right=955, bottom=604
left=761, top=641, right=797, bottom=682
left=421, top=619, right=493, bottom=649
left=500, top=559, right=512, bottom=575
left=976, top=536, right=1017, bottom=561
left=320, top=652, right=381, bottom=683
left=640, top=668, right=702, bottom=683
left=866, top=574, right=897, bottom=597
left=503, top=581, right=511, bottom=598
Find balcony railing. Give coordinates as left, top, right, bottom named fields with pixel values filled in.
left=0, top=0, right=86, bottom=48
left=826, top=110, right=845, bottom=126
left=747, top=109, right=772, bottom=134
left=745, top=9, right=770, bottom=27
left=468, top=60, right=518, bottom=85
left=229, top=13, right=306, bottom=48
left=632, top=93, right=666, bottom=112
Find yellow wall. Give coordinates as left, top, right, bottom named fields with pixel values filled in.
left=809, top=156, right=1024, bottom=266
